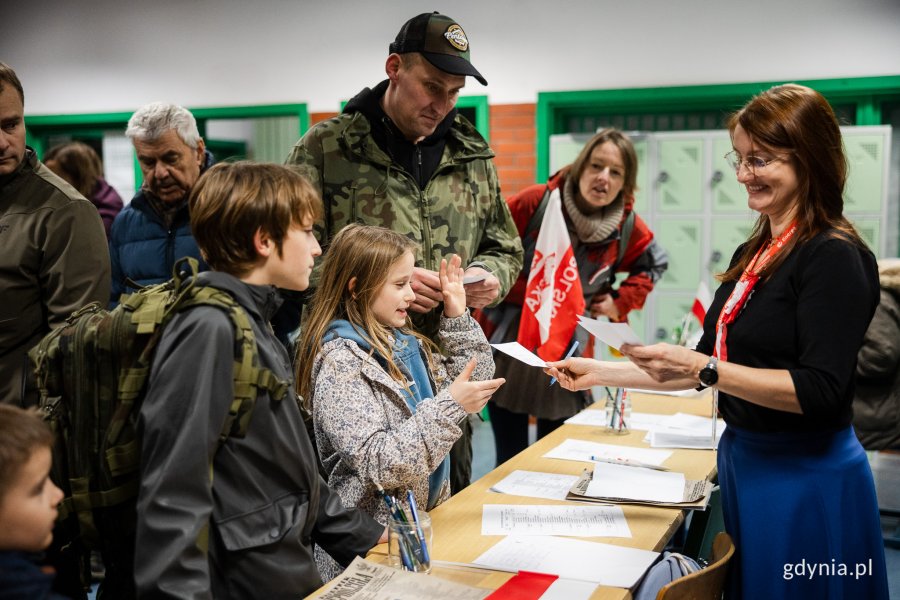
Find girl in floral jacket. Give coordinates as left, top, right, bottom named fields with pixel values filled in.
left=296, top=224, right=504, bottom=579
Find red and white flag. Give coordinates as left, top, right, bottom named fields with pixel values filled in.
left=691, top=280, right=712, bottom=324
left=517, top=189, right=585, bottom=361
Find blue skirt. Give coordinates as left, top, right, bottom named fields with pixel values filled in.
left=718, top=425, right=888, bottom=599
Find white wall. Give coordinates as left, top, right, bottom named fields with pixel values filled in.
left=5, top=0, right=900, bottom=115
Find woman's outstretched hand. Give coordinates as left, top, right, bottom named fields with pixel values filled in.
left=620, top=343, right=706, bottom=383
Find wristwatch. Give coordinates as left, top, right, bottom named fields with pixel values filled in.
left=698, top=356, right=719, bottom=388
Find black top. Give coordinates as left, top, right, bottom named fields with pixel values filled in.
left=696, top=230, right=879, bottom=432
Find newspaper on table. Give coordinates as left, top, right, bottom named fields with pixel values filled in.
left=566, top=468, right=713, bottom=510
left=313, top=556, right=490, bottom=600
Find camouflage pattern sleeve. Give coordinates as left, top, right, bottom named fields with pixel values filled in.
left=469, top=160, right=523, bottom=306
left=285, top=126, right=331, bottom=292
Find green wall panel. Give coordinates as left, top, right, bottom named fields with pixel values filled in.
left=656, top=139, right=703, bottom=213
left=655, top=219, right=702, bottom=291
left=653, top=294, right=695, bottom=343
left=852, top=218, right=881, bottom=255
left=711, top=137, right=747, bottom=213
left=710, top=217, right=757, bottom=271
left=844, top=133, right=885, bottom=212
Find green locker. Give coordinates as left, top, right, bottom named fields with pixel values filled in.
left=851, top=218, right=881, bottom=255
left=711, top=137, right=747, bottom=213
left=656, top=138, right=704, bottom=213
left=844, top=133, right=885, bottom=213
left=632, top=137, right=650, bottom=210
left=710, top=217, right=757, bottom=272
left=655, top=219, right=702, bottom=291
left=653, top=293, right=695, bottom=344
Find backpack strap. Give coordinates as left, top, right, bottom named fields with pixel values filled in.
left=179, top=287, right=290, bottom=442
left=616, top=211, right=636, bottom=269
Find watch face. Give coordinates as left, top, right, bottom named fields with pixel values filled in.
left=699, top=366, right=718, bottom=386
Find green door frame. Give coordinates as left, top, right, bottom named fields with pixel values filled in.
left=535, top=75, right=900, bottom=183
left=25, top=103, right=309, bottom=187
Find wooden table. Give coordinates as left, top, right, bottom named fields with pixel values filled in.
left=310, top=391, right=718, bottom=599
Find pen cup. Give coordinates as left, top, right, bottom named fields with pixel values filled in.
left=387, top=511, right=432, bottom=574
left=604, top=387, right=631, bottom=434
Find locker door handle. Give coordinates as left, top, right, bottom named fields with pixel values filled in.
left=657, top=171, right=669, bottom=183
left=711, top=170, right=724, bottom=184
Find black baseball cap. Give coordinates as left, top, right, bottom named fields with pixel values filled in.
left=389, top=12, right=487, bottom=86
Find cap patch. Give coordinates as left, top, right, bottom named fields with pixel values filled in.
left=443, top=24, right=468, bottom=52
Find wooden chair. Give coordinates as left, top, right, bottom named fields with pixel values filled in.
left=656, top=532, right=735, bottom=600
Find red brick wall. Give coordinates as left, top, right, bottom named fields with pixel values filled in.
left=308, top=103, right=538, bottom=199
left=489, top=103, right=536, bottom=198
left=310, top=111, right=339, bottom=127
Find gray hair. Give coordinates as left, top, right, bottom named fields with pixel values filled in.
left=126, top=102, right=201, bottom=149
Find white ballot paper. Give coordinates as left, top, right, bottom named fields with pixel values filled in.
left=577, top=315, right=643, bottom=350
left=565, top=409, right=669, bottom=432
left=316, top=556, right=489, bottom=599
left=587, top=462, right=686, bottom=503
left=540, top=578, right=599, bottom=600
left=472, top=535, right=659, bottom=588
left=490, top=470, right=579, bottom=501
left=543, top=438, right=672, bottom=466
left=645, top=412, right=726, bottom=449
left=627, top=387, right=709, bottom=398
left=481, top=504, right=631, bottom=538
left=490, top=342, right=548, bottom=367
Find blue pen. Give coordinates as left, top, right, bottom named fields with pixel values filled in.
left=549, top=340, right=580, bottom=387
left=406, top=490, right=431, bottom=566
left=376, top=485, right=416, bottom=570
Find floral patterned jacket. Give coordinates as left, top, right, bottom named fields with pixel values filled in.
left=310, top=311, right=494, bottom=522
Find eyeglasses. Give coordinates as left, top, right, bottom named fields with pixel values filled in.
left=723, top=151, right=782, bottom=173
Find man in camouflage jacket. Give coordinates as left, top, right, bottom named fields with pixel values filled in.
left=286, top=13, right=522, bottom=494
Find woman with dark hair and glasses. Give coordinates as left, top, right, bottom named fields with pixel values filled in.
left=546, top=85, right=888, bottom=599
left=475, top=128, right=668, bottom=465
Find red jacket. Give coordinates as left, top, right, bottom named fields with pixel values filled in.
left=504, top=169, right=666, bottom=319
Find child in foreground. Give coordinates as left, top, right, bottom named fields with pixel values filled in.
left=0, top=404, right=67, bottom=599
left=134, top=162, right=384, bottom=599
left=296, top=224, right=505, bottom=579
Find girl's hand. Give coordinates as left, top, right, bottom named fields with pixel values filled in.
left=449, top=359, right=506, bottom=414
left=543, top=357, right=601, bottom=391
left=440, top=254, right=466, bottom=318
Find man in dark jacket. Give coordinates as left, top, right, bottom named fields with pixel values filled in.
left=135, top=162, right=384, bottom=599
left=0, top=62, right=110, bottom=407
left=108, top=102, right=211, bottom=305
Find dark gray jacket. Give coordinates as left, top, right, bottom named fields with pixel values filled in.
left=853, top=259, right=900, bottom=450
left=0, top=148, right=110, bottom=406
left=135, top=271, right=382, bottom=599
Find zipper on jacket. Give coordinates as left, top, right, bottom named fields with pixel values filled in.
left=166, top=229, right=175, bottom=275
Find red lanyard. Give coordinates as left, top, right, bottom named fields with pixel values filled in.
left=714, top=222, right=797, bottom=361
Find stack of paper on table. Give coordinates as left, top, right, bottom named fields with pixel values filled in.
left=481, top=504, right=631, bottom=538
left=566, top=467, right=713, bottom=510
left=472, top=535, right=659, bottom=588
left=489, top=470, right=580, bottom=501
left=564, top=409, right=669, bottom=431
left=644, top=412, right=726, bottom=449
left=543, top=438, right=673, bottom=467
left=626, top=386, right=710, bottom=398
